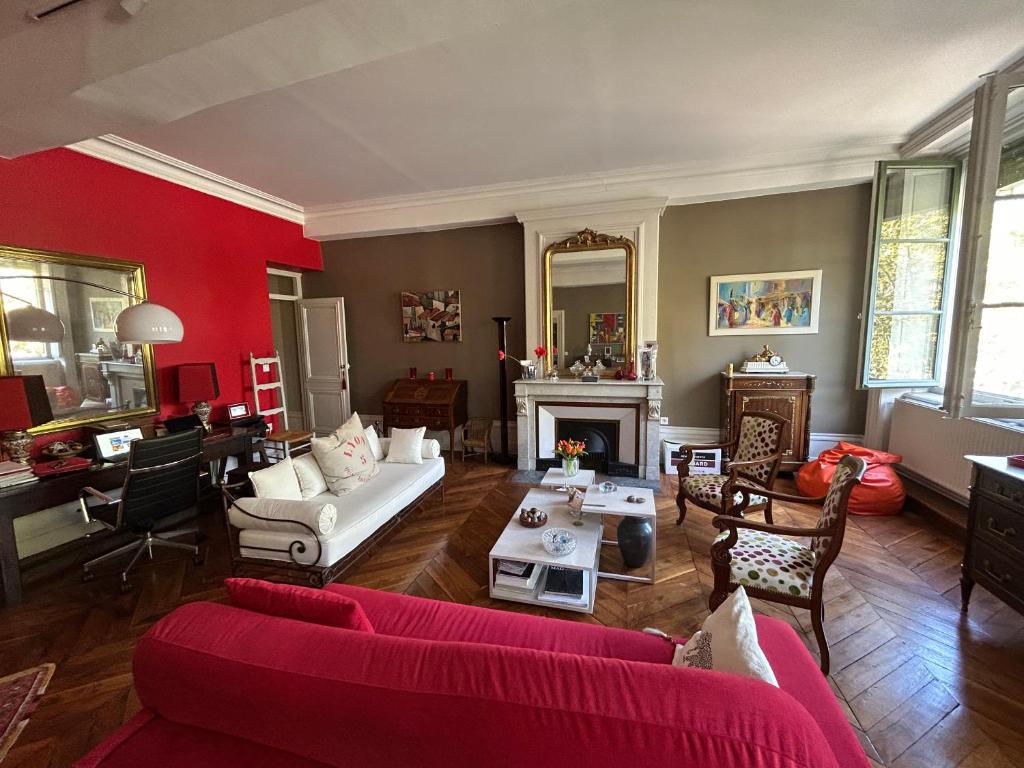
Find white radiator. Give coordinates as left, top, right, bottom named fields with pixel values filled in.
left=889, top=398, right=1024, bottom=502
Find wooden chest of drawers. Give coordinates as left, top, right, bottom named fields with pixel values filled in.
left=382, top=379, right=467, bottom=461
left=962, top=456, right=1024, bottom=617
left=720, top=372, right=815, bottom=472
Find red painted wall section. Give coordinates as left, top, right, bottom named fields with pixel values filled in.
left=0, top=148, right=322, bottom=431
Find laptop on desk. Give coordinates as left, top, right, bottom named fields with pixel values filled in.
left=93, top=429, right=144, bottom=463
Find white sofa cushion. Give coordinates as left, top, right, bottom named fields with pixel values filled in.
left=249, top=458, right=302, bottom=501
left=229, top=497, right=338, bottom=537
left=385, top=426, right=426, bottom=465
left=312, top=412, right=379, bottom=494
left=239, top=458, right=444, bottom=567
left=364, top=425, right=384, bottom=461
left=292, top=453, right=328, bottom=499
left=379, top=437, right=441, bottom=460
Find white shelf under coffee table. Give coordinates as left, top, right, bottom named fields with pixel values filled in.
left=581, top=485, right=657, bottom=584
left=488, top=488, right=602, bottom=614
left=539, top=467, right=595, bottom=489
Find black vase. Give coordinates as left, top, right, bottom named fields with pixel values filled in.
left=617, top=516, right=653, bottom=569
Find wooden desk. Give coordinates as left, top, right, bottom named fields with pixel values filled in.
left=0, top=426, right=261, bottom=605
left=382, top=379, right=467, bottom=462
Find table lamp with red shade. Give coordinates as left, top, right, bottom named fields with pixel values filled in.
left=177, top=363, right=219, bottom=431
left=0, top=375, right=54, bottom=463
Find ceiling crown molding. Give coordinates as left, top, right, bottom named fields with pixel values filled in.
left=303, top=140, right=901, bottom=240
left=68, top=135, right=305, bottom=224
left=66, top=134, right=900, bottom=238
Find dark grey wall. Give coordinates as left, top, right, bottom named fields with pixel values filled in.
left=304, top=223, right=525, bottom=420
left=657, top=185, right=871, bottom=434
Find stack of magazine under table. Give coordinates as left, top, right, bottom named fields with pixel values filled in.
left=494, top=560, right=587, bottom=604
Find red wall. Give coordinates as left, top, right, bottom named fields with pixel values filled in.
left=0, top=147, right=322, bottom=431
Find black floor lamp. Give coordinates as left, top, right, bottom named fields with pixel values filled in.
left=492, top=316, right=513, bottom=464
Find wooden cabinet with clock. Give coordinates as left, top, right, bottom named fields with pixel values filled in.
left=719, top=371, right=815, bottom=472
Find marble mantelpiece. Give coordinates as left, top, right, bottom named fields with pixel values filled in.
left=514, top=377, right=663, bottom=481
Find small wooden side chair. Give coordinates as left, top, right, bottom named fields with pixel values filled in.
left=710, top=454, right=866, bottom=674
left=675, top=410, right=788, bottom=525
left=462, top=417, right=492, bottom=463
left=262, top=429, right=313, bottom=463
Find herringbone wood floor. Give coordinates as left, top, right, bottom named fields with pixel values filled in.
left=2, top=461, right=1023, bottom=767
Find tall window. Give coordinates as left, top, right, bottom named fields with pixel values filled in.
left=860, top=161, right=961, bottom=387
left=0, top=264, right=56, bottom=360
left=945, top=74, right=1024, bottom=419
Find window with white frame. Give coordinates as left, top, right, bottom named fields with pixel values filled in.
left=944, top=74, right=1024, bottom=419
left=0, top=263, right=58, bottom=360
left=860, top=161, right=961, bottom=387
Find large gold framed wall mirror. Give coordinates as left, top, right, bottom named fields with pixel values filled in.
left=0, top=244, right=168, bottom=433
left=542, top=229, right=637, bottom=376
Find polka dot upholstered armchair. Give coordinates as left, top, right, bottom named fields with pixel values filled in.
left=675, top=410, right=788, bottom=525
left=709, top=454, right=866, bottom=674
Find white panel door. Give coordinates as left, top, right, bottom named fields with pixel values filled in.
left=297, top=298, right=350, bottom=436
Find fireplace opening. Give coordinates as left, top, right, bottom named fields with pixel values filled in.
left=552, top=418, right=618, bottom=473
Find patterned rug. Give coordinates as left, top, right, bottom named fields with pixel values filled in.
left=0, top=664, right=55, bottom=761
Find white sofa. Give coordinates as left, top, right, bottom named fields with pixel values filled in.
left=224, top=434, right=444, bottom=585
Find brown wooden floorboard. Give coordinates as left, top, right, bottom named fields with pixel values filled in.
left=1, top=462, right=1022, bottom=766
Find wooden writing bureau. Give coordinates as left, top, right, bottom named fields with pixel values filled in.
left=382, top=379, right=467, bottom=462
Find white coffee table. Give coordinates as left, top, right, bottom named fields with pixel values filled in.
left=540, top=467, right=595, bottom=489
left=488, top=488, right=602, bottom=614
left=581, top=485, right=657, bottom=584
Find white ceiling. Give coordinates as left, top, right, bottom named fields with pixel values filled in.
left=3, top=0, right=1024, bottom=230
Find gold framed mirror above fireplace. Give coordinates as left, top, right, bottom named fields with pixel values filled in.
left=541, top=229, right=637, bottom=376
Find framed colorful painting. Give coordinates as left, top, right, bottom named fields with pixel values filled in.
left=401, top=289, right=462, bottom=342
left=588, top=312, right=625, bottom=345
left=709, top=270, right=822, bottom=336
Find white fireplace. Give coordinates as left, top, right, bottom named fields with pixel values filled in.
left=515, top=377, right=664, bottom=482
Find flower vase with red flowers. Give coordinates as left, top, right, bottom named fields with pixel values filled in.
left=497, top=346, right=556, bottom=380
left=554, top=438, right=587, bottom=478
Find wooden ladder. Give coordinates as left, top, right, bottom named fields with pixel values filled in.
left=249, top=352, right=311, bottom=462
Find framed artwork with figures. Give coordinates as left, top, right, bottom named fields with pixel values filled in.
left=709, top=270, right=821, bottom=336
left=90, top=297, right=128, bottom=332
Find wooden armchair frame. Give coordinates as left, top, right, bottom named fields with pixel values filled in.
left=675, top=410, right=788, bottom=525
left=709, top=455, right=866, bottom=674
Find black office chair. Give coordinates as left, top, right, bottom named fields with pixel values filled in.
left=80, top=429, right=205, bottom=593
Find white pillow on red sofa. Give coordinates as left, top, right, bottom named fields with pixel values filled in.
left=311, top=412, right=379, bottom=494
left=672, top=586, right=778, bottom=686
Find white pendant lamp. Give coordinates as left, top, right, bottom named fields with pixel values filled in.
left=2, top=276, right=184, bottom=346
left=115, top=301, right=184, bottom=344
left=6, top=305, right=65, bottom=342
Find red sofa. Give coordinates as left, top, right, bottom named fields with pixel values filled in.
left=77, top=583, right=867, bottom=767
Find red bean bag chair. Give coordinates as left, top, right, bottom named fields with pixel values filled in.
left=796, top=441, right=905, bottom=516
